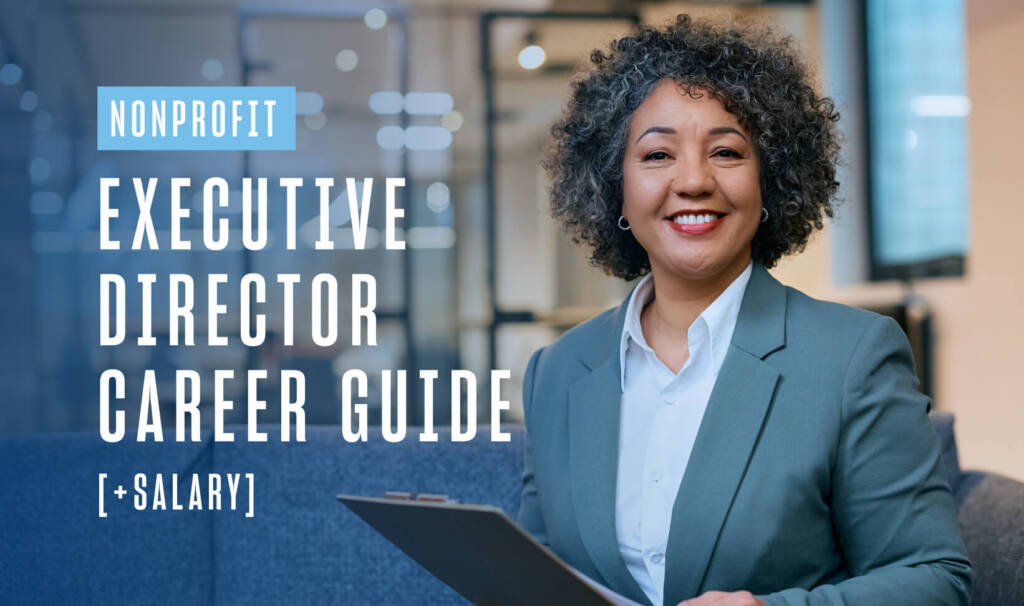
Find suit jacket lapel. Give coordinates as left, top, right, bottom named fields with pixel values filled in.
left=662, top=262, right=788, bottom=605
left=569, top=290, right=652, bottom=605
left=568, top=263, right=787, bottom=606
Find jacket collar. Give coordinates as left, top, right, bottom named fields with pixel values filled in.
left=618, top=260, right=754, bottom=389
left=582, top=260, right=787, bottom=372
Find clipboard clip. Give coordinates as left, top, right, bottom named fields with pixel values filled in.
left=382, top=491, right=458, bottom=504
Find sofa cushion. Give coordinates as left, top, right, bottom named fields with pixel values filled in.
left=210, top=424, right=524, bottom=605
left=0, top=434, right=213, bottom=605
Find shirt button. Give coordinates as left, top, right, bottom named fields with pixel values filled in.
left=651, top=470, right=663, bottom=483
left=650, top=553, right=664, bottom=565
left=663, top=392, right=676, bottom=404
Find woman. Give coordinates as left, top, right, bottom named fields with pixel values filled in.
left=518, top=15, right=972, bottom=606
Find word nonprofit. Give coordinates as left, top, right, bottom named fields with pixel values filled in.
left=97, top=86, right=295, bottom=151
left=109, top=97, right=277, bottom=139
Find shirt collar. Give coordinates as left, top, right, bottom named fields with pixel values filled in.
left=619, top=258, right=754, bottom=390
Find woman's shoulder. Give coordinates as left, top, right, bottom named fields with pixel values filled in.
left=781, top=282, right=905, bottom=352
left=531, top=302, right=624, bottom=373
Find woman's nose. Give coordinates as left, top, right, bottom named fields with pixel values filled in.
left=671, top=152, right=716, bottom=198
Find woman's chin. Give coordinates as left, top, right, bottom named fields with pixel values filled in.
left=662, top=259, right=724, bottom=281
left=655, top=252, right=742, bottom=283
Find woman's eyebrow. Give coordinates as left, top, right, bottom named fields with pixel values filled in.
left=635, top=126, right=675, bottom=143
left=635, top=125, right=749, bottom=143
left=708, top=126, right=749, bottom=142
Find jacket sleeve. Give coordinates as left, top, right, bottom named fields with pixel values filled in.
left=517, top=346, right=549, bottom=546
left=759, top=315, right=972, bottom=606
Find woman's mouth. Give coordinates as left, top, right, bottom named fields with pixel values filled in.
left=666, top=211, right=726, bottom=235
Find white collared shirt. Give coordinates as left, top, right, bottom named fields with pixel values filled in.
left=615, top=259, right=753, bottom=606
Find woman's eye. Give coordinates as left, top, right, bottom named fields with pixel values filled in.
left=643, top=151, right=670, bottom=161
left=713, top=148, right=741, bottom=158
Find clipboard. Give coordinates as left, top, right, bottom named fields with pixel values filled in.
left=337, top=494, right=642, bottom=606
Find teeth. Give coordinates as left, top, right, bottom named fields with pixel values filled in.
left=673, top=213, right=718, bottom=225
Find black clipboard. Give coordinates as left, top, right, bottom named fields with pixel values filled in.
left=337, top=494, right=642, bottom=606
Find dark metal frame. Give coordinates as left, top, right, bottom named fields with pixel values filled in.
left=237, top=6, right=419, bottom=418
left=859, top=0, right=967, bottom=282
left=860, top=299, right=935, bottom=397
left=478, top=10, right=641, bottom=375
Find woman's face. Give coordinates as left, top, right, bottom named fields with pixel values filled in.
left=622, top=79, right=761, bottom=282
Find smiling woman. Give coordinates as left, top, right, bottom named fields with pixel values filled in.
left=543, top=17, right=842, bottom=284
left=619, top=82, right=765, bottom=375
left=521, top=13, right=972, bottom=606
left=622, top=82, right=762, bottom=294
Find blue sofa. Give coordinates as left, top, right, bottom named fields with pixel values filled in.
left=1, top=415, right=1020, bottom=605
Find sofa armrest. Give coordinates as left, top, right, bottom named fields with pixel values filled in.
left=956, top=471, right=1024, bottom=606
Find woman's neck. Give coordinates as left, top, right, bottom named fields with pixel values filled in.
left=642, top=255, right=752, bottom=340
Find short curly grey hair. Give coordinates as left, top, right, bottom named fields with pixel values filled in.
left=543, top=14, right=842, bottom=280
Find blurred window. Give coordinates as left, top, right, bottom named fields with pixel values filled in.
left=865, top=0, right=968, bottom=279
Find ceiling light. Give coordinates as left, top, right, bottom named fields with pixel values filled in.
left=441, top=110, right=464, bottom=132
left=201, top=59, right=224, bottom=82
left=364, top=9, right=387, bottom=30
left=369, top=91, right=403, bottom=114
left=518, top=45, right=545, bottom=70
left=404, top=92, right=453, bottom=115
left=335, top=49, right=358, bottom=72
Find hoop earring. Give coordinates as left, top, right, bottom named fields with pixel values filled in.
left=618, top=216, right=631, bottom=231
left=760, top=207, right=769, bottom=223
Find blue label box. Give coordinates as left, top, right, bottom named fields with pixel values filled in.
left=97, top=86, right=296, bottom=151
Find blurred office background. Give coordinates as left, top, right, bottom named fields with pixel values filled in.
left=0, top=0, right=1019, bottom=481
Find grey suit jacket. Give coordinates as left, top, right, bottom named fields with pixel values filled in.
left=518, top=262, right=972, bottom=606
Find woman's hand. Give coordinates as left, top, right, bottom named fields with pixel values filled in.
left=677, top=590, right=767, bottom=605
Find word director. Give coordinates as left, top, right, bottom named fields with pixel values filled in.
left=100, top=272, right=377, bottom=347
